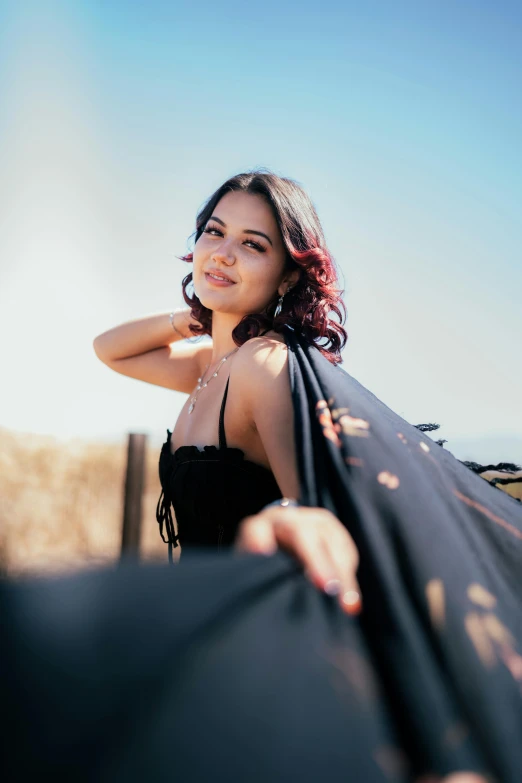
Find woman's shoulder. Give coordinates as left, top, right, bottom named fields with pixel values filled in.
left=256, top=328, right=287, bottom=345
left=236, top=330, right=288, bottom=364
left=231, top=330, right=293, bottom=426
left=232, top=330, right=289, bottom=390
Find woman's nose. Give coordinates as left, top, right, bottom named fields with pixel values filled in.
left=211, top=242, right=236, bottom=264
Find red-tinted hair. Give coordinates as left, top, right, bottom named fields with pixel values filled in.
left=178, top=168, right=348, bottom=365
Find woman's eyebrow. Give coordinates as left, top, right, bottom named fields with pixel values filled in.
left=208, top=215, right=273, bottom=247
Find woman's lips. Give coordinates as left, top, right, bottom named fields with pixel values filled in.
left=205, top=272, right=236, bottom=287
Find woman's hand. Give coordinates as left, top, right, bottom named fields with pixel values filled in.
left=234, top=500, right=362, bottom=615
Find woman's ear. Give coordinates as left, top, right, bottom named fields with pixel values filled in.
left=285, top=269, right=301, bottom=291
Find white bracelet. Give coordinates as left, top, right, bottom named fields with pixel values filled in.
left=169, top=309, right=186, bottom=339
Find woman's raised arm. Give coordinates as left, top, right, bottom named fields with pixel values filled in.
left=93, top=309, right=212, bottom=394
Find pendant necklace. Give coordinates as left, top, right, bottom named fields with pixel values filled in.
left=188, top=347, right=240, bottom=414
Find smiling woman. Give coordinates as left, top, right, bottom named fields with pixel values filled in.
left=150, top=172, right=352, bottom=562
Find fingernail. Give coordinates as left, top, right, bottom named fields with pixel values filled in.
left=341, top=590, right=362, bottom=615
left=323, top=578, right=342, bottom=596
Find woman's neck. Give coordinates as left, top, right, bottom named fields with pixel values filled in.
left=209, top=311, right=243, bottom=365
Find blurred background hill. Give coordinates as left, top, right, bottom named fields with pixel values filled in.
left=0, top=425, right=166, bottom=575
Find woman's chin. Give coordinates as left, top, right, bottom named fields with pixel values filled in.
left=197, top=296, right=240, bottom=315
left=196, top=288, right=246, bottom=313
left=196, top=287, right=264, bottom=317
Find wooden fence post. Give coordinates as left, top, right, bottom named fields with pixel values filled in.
left=120, top=432, right=147, bottom=560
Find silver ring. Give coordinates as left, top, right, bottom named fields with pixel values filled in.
left=260, top=497, right=300, bottom=513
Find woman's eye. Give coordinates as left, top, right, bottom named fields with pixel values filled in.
left=203, top=226, right=265, bottom=253
left=246, top=239, right=265, bottom=252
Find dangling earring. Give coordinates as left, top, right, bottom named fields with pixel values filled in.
left=274, top=292, right=285, bottom=318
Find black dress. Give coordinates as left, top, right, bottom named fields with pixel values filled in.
left=3, top=324, right=522, bottom=783
left=156, top=374, right=282, bottom=559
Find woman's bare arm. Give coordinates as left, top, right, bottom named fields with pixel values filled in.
left=233, top=335, right=363, bottom=615
left=93, top=309, right=212, bottom=394
left=233, top=336, right=301, bottom=500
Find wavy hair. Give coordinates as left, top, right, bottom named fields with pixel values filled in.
left=178, top=168, right=348, bottom=365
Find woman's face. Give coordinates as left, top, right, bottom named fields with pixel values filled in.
left=192, top=190, right=294, bottom=317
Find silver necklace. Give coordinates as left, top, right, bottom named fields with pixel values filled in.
left=188, top=347, right=240, bottom=414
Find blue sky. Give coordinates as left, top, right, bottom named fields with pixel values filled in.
left=1, top=0, right=521, bottom=463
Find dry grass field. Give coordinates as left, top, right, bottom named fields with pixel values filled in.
left=0, top=425, right=169, bottom=577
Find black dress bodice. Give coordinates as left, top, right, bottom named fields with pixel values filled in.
left=156, top=375, right=282, bottom=560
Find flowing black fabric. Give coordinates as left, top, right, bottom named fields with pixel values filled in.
left=3, top=324, right=522, bottom=783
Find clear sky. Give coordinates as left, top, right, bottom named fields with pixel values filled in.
left=1, top=0, right=521, bottom=464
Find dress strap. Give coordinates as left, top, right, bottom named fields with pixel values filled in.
left=219, top=376, right=230, bottom=449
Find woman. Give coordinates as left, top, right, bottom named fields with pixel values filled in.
left=93, top=171, right=364, bottom=612
left=84, top=170, right=522, bottom=782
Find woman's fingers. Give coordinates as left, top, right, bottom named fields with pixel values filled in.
left=234, top=514, right=278, bottom=555
left=320, top=528, right=362, bottom=615
left=235, top=505, right=362, bottom=615
left=268, top=513, right=340, bottom=587
left=274, top=507, right=362, bottom=615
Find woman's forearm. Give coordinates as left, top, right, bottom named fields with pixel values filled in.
left=92, top=308, right=200, bottom=362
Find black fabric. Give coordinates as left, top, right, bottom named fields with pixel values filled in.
left=3, top=323, right=522, bottom=783
left=156, top=374, right=282, bottom=559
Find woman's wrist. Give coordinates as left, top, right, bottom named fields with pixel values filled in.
left=169, top=308, right=193, bottom=341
